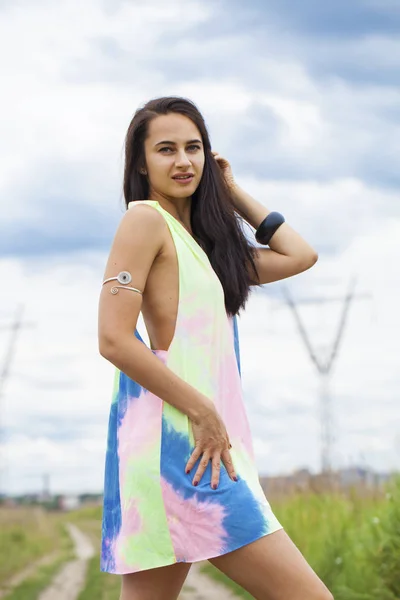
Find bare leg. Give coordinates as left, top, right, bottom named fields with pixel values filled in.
left=209, top=529, right=334, bottom=600
left=120, top=562, right=192, bottom=600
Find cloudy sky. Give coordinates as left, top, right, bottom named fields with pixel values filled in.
left=1, top=0, right=399, bottom=495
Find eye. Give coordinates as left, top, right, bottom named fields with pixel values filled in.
left=159, top=145, right=201, bottom=153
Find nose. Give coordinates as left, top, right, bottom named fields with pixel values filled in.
left=175, top=150, right=192, bottom=167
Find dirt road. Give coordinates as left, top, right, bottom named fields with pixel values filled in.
left=36, top=523, right=236, bottom=600
left=37, top=523, right=95, bottom=600
left=180, top=562, right=238, bottom=599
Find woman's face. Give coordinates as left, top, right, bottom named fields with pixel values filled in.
left=143, top=113, right=205, bottom=202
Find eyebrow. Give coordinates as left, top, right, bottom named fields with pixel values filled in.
left=154, top=138, right=202, bottom=147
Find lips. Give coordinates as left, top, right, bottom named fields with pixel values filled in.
left=172, top=174, right=194, bottom=185
left=172, top=174, right=194, bottom=180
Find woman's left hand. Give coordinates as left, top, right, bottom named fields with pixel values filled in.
left=211, top=151, right=237, bottom=192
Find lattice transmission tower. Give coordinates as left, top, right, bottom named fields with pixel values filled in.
left=0, top=304, right=35, bottom=494
left=281, top=278, right=371, bottom=473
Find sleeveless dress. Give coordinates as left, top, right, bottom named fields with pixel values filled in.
left=100, top=200, right=282, bottom=574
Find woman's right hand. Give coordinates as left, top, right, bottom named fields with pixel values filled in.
left=185, top=403, right=238, bottom=489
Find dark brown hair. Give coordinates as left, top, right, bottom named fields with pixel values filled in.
left=123, top=96, right=260, bottom=317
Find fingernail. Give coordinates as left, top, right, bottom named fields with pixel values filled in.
left=233, top=476, right=238, bottom=482
left=186, top=469, right=190, bottom=474
left=193, top=481, right=198, bottom=486
left=212, top=484, right=217, bottom=490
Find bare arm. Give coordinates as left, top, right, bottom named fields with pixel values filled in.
left=232, top=184, right=318, bottom=284
left=98, top=203, right=213, bottom=423
left=101, top=334, right=211, bottom=424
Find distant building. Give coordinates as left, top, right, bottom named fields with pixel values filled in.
left=260, top=466, right=395, bottom=497
left=58, top=494, right=81, bottom=511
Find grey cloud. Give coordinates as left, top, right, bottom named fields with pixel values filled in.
left=53, top=2, right=400, bottom=191
left=0, top=160, right=123, bottom=258
left=183, top=0, right=400, bottom=86
left=223, top=0, right=400, bottom=38
left=228, top=101, right=400, bottom=193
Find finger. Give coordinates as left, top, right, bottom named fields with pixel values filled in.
left=192, top=451, right=211, bottom=487
left=211, top=454, right=221, bottom=490
left=221, top=449, right=238, bottom=482
left=214, top=156, right=229, bottom=167
left=185, top=445, right=202, bottom=474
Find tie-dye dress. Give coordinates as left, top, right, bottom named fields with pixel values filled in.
left=100, top=200, right=282, bottom=574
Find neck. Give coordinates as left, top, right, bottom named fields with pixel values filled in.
left=151, top=195, right=193, bottom=230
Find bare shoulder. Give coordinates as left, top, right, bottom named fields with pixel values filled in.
left=123, top=201, right=166, bottom=232
left=109, top=202, right=168, bottom=274
left=113, top=202, right=166, bottom=255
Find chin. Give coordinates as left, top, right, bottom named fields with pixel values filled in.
left=170, top=183, right=198, bottom=195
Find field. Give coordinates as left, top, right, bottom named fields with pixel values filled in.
left=0, top=476, right=399, bottom=599
left=0, top=506, right=75, bottom=599
left=202, top=476, right=400, bottom=599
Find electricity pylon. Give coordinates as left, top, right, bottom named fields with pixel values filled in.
left=0, top=305, right=26, bottom=403
left=281, top=278, right=371, bottom=473
left=0, top=304, right=35, bottom=495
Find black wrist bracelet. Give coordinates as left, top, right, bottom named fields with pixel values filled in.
left=255, top=211, right=285, bottom=245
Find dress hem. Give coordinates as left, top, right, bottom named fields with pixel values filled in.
left=100, top=523, right=284, bottom=575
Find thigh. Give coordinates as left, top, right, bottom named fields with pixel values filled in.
left=120, top=562, right=192, bottom=600
left=208, top=530, right=333, bottom=600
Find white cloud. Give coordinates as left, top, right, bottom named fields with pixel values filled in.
left=0, top=0, right=213, bottom=221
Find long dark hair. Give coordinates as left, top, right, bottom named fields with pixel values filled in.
left=123, top=96, right=261, bottom=317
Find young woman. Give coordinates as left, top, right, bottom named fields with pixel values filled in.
left=98, top=96, right=333, bottom=600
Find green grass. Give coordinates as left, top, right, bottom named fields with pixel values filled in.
left=67, top=504, right=103, bottom=524
left=2, top=520, right=75, bottom=600
left=274, top=489, right=380, bottom=589
left=0, top=508, right=67, bottom=583
left=275, top=480, right=400, bottom=600
left=201, top=476, right=400, bottom=599
left=77, top=554, right=121, bottom=600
